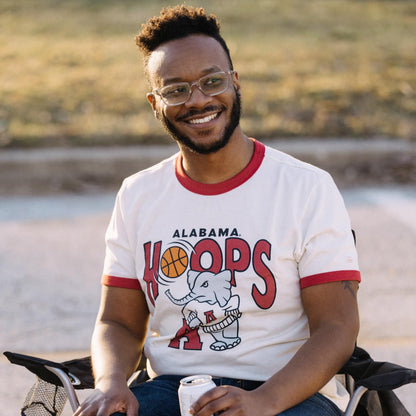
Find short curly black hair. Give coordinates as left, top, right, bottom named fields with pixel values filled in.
left=135, top=5, right=233, bottom=70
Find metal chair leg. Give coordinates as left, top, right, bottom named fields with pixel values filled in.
left=45, top=365, right=81, bottom=412
left=343, top=385, right=368, bottom=416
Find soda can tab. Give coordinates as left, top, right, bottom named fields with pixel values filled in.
left=178, top=374, right=216, bottom=416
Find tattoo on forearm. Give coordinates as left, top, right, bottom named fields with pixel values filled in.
left=341, top=280, right=357, bottom=298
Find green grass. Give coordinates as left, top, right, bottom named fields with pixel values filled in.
left=1, top=0, right=416, bottom=147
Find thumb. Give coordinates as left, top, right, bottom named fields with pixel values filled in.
left=126, top=397, right=139, bottom=416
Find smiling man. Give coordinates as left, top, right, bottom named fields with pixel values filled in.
left=75, top=6, right=361, bottom=416
left=147, top=40, right=242, bottom=156
left=144, top=32, right=250, bottom=184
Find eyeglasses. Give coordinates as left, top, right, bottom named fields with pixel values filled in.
left=150, top=70, right=236, bottom=106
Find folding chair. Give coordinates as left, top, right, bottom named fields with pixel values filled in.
left=4, top=351, right=148, bottom=415
left=340, top=346, right=416, bottom=416
left=4, top=346, right=416, bottom=416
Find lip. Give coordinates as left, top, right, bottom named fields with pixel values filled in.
left=186, top=112, right=221, bottom=126
left=178, top=108, right=224, bottom=128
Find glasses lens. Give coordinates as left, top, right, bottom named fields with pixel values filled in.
left=160, top=83, right=190, bottom=105
left=158, top=72, right=231, bottom=105
left=200, top=72, right=229, bottom=96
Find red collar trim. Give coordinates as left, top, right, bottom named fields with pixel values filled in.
left=175, top=139, right=265, bottom=195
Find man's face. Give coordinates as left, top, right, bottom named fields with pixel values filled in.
left=147, top=35, right=241, bottom=154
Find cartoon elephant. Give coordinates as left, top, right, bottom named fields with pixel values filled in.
left=165, top=269, right=242, bottom=351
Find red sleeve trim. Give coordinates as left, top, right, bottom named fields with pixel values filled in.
left=175, top=139, right=265, bottom=195
left=102, top=275, right=142, bottom=290
left=300, top=270, right=361, bottom=289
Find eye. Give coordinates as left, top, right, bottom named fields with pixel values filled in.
left=204, top=76, right=223, bottom=86
left=162, top=84, right=188, bottom=97
left=201, top=281, right=209, bottom=288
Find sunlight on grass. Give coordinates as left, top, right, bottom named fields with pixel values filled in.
left=1, top=0, right=415, bottom=147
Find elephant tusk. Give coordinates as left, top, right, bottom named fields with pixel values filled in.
left=165, top=289, right=195, bottom=306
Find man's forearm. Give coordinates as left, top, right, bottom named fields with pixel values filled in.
left=255, top=321, right=356, bottom=414
left=190, top=319, right=358, bottom=416
left=74, top=287, right=148, bottom=416
left=91, top=320, right=145, bottom=387
left=252, top=280, right=360, bottom=414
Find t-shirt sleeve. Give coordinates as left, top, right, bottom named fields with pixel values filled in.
left=101, top=188, right=141, bottom=290
left=297, top=172, right=361, bottom=289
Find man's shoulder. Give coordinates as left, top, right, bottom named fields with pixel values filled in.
left=262, top=142, right=330, bottom=181
left=122, top=152, right=179, bottom=189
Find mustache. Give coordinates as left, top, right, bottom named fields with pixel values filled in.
left=176, top=105, right=225, bottom=121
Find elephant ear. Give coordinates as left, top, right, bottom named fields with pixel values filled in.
left=187, top=270, right=200, bottom=290
left=214, top=270, right=232, bottom=307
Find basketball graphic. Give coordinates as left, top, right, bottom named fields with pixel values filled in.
left=160, top=246, right=188, bottom=278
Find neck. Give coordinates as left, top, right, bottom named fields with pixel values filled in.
left=178, top=128, right=254, bottom=184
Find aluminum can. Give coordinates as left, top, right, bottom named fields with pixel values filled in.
left=178, top=374, right=216, bottom=416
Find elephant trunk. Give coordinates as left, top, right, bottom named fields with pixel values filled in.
left=165, top=289, right=196, bottom=306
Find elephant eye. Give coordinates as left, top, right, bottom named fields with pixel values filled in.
left=201, top=280, right=209, bottom=288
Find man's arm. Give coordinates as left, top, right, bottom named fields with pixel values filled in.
left=74, top=286, right=149, bottom=416
left=191, top=280, right=359, bottom=416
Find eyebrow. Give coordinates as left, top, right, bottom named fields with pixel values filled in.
left=162, top=66, right=223, bottom=85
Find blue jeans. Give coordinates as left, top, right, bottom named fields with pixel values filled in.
left=112, top=374, right=343, bottom=416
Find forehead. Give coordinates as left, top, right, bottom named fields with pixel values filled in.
left=147, top=34, right=230, bottom=86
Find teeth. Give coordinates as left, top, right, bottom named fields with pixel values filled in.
left=188, top=113, right=218, bottom=124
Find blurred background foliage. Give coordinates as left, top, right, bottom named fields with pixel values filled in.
left=1, top=0, right=415, bottom=147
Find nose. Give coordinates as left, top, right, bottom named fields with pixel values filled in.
left=185, top=83, right=212, bottom=107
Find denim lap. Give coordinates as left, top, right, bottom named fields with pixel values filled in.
left=111, top=375, right=342, bottom=416
left=111, top=375, right=182, bottom=416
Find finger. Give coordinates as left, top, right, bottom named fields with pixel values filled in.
left=95, top=399, right=122, bottom=416
left=73, top=403, right=96, bottom=416
left=126, top=400, right=140, bottom=416
left=190, top=386, right=229, bottom=414
left=96, top=405, right=118, bottom=416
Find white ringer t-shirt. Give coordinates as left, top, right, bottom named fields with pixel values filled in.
left=102, top=139, right=360, bottom=411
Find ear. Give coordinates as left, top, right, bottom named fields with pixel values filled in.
left=146, top=93, right=160, bottom=119
left=187, top=270, right=200, bottom=290
left=215, top=270, right=232, bottom=307
left=232, top=71, right=241, bottom=98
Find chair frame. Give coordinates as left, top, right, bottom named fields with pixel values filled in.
left=45, top=365, right=81, bottom=411
left=4, top=345, right=416, bottom=416
left=39, top=366, right=370, bottom=415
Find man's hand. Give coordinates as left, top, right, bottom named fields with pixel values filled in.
left=73, top=381, right=138, bottom=416
left=190, top=385, right=274, bottom=416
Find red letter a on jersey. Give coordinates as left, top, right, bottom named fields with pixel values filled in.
left=168, top=318, right=203, bottom=350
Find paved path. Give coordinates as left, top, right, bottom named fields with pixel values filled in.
left=1, top=138, right=415, bottom=195
left=1, top=186, right=415, bottom=415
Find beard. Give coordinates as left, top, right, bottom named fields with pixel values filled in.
left=160, top=89, right=241, bottom=155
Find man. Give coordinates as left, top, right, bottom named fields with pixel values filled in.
left=75, top=5, right=360, bottom=416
